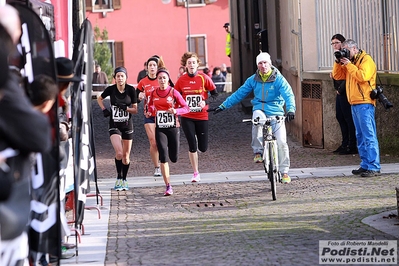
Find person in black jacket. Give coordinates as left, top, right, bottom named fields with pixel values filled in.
left=136, top=61, right=147, bottom=83
left=330, top=34, right=357, bottom=155
left=0, top=5, right=52, bottom=265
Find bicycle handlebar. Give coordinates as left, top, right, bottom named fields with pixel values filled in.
left=242, top=116, right=285, bottom=124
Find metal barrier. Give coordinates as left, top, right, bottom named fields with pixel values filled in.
left=91, top=81, right=234, bottom=98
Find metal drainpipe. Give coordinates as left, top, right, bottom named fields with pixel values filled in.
left=291, top=22, right=303, bottom=82
left=298, top=0, right=303, bottom=82
left=298, top=18, right=303, bottom=82
left=186, top=0, right=191, bottom=51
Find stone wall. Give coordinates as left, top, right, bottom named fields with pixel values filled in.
left=303, top=72, right=399, bottom=155
left=374, top=82, right=399, bottom=155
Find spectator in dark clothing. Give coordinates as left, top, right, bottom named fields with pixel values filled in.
left=0, top=6, right=52, bottom=265
left=211, top=67, right=226, bottom=93
left=330, top=34, right=357, bottom=155
left=137, top=61, right=147, bottom=83
left=92, top=64, right=109, bottom=91
left=220, top=63, right=228, bottom=78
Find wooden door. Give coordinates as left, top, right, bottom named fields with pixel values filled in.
left=302, top=81, right=323, bottom=148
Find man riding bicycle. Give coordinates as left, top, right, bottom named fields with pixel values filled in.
left=212, top=52, right=296, bottom=183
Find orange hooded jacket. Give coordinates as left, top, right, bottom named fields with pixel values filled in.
left=332, top=50, right=377, bottom=106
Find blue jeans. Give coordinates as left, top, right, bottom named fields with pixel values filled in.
left=351, top=104, right=380, bottom=171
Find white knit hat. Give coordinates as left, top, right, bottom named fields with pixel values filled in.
left=256, top=52, right=271, bottom=65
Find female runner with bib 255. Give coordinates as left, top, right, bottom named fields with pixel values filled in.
left=97, top=66, right=138, bottom=191
left=174, top=52, right=218, bottom=183
left=146, top=68, right=189, bottom=196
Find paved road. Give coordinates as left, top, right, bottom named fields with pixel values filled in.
left=105, top=175, right=398, bottom=266
left=64, top=168, right=399, bottom=266
left=62, top=94, right=399, bottom=266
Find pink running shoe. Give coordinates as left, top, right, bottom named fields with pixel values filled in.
left=164, top=185, right=173, bottom=196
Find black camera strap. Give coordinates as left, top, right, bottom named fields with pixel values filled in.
left=357, top=54, right=393, bottom=110
left=359, top=54, right=382, bottom=89
left=377, top=73, right=383, bottom=87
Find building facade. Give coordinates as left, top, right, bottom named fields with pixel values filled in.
left=85, top=0, right=229, bottom=83
left=229, top=0, right=399, bottom=151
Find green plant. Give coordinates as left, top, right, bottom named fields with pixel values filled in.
left=93, top=26, right=113, bottom=82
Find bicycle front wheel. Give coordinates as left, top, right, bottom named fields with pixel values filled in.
left=268, top=143, right=277, bottom=201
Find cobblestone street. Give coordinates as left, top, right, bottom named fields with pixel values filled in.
left=105, top=175, right=398, bottom=265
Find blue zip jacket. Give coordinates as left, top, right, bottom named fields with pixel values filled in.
left=220, top=66, right=296, bottom=116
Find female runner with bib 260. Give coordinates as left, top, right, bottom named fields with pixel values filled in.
left=146, top=68, right=189, bottom=196
left=97, top=66, right=138, bottom=191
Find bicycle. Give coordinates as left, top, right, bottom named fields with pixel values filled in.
left=243, top=114, right=285, bottom=201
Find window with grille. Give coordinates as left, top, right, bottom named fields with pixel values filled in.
left=302, top=82, right=322, bottom=99
left=188, top=35, right=208, bottom=68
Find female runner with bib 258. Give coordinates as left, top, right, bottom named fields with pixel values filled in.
left=146, top=68, right=189, bottom=196
left=97, top=66, right=138, bottom=191
left=174, top=52, right=218, bottom=183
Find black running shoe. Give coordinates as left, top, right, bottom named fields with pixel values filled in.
left=360, top=170, right=381, bottom=177
left=352, top=167, right=367, bottom=175
left=339, top=147, right=358, bottom=155
left=333, top=146, right=344, bottom=153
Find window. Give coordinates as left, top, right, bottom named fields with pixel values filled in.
left=94, top=0, right=111, bottom=10
left=177, top=0, right=204, bottom=5
left=85, top=0, right=121, bottom=11
left=188, top=35, right=208, bottom=68
left=96, top=40, right=124, bottom=69
left=176, top=0, right=217, bottom=6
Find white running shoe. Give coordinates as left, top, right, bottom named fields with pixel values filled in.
left=114, top=179, right=123, bottom=191
left=154, top=167, right=162, bottom=177
left=191, top=172, right=201, bottom=183
left=122, top=180, right=129, bottom=191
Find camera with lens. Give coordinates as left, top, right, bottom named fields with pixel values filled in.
left=370, top=85, right=393, bottom=110
left=334, top=48, right=350, bottom=60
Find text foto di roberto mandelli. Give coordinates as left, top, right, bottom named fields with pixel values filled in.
left=319, top=240, right=397, bottom=265
left=328, top=240, right=394, bottom=246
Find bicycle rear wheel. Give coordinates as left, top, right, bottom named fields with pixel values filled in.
left=268, top=144, right=277, bottom=201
